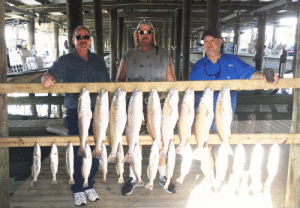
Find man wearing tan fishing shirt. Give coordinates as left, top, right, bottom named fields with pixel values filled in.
left=117, top=19, right=177, bottom=195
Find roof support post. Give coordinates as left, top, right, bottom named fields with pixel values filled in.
left=0, top=0, right=10, bottom=207
left=233, top=13, right=240, bottom=55
left=118, top=17, right=124, bottom=62
left=109, top=8, right=117, bottom=81
left=182, top=0, right=192, bottom=81
left=206, top=0, right=220, bottom=29
left=66, top=0, right=83, bottom=51
left=53, top=23, right=59, bottom=60
left=27, top=16, right=35, bottom=52
left=255, top=13, right=266, bottom=72
left=174, top=8, right=182, bottom=81
left=286, top=1, right=300, bottom=207
left=170, top=17, right=175, bottom=61
left=93, top=0, right=104, bottom=58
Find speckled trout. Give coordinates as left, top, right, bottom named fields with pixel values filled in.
left=145, top=140, right=160, bottom=190
left=164, top=140, right=176, bottom=190
left=31, top=142, right=41, bottom=187
left=99, top=142, right=108, bottom=183
left=82, top=143, right=92, bottom=188
left=66, top=142, right=75, bottom=185
left=50, top=142, right=59, bottom=185
left=116, top=143, right=124, bottom=184
left=176, top=141, right=192, bottom=184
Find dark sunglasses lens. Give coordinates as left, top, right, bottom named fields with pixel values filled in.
left=147, top=30, right=152, bottom=34
left=76, top=35, right=90, bottom=40
left=138, top=30, right=152, bottom=35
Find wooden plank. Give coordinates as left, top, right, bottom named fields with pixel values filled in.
left=0, top=133, right=300, bottom=147
left=0, top=78, right=300, bottom=94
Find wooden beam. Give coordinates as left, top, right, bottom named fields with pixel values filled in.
left=0, top=133, right=300, bottom=147
left=0, top=78, right=299, bottom=93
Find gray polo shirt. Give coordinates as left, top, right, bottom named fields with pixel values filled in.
left=48, top=50, right=110, bottom=109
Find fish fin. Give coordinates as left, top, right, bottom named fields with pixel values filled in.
left=31, top=180, right=37, bottom=187
left=92, top=148, right=102, bottom=159
left=226, top=144, right=234, bottom=156
left=101, top=178, right=107, bottom=184
left=175, top=145, right=182, bottom=155
left=137, top=179, right=144, bottom=187
left=123, top=152, right=133, bottom=164
left=176, top=176, right=183, bottom=184
left=192, top=147, right=202, bottom=160
left=118, top=176, right=124, bottom=184
left=77, top=148, right=87, bottom=158
left=145, top=182, right=153, bottom=190
left=69, top=179, right=75, bottom=185
left=51, top=179, right=57, bottom=185
left=107, top=154, right=117, bottom=163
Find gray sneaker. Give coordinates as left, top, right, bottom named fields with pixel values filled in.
left=84, top=188, right=99, bottom=202
left=159, top=176, right=176, bottom=194
left=74, top=192, right=87, bottom=206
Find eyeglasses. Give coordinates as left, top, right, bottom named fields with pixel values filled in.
left=75, top=35, right=90, bottom=40
left=137, top=30, right=152, bottom=35
left=204, top=61, right=221, bottom=79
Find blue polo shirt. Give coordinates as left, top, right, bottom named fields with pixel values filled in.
left=189, top=54, right=256, bottom=130
left=48, top=50, right=111, bottom=109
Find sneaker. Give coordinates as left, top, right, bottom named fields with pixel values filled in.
left=159, top=176, right=176, bottom=194
left=84, top=188, right=99, bottom=202
left=121, top=177, right=137, bottom=195
left=74, top=192, right=87, bottom=206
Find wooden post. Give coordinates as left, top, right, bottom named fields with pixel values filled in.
left=174, top=8, right=182, bottom=81
left=206, top=0, right=220, bottom=29
left=286, top=1, right=300, bottom=207
left=27, top=16, right=35, bottom=52
left=233, top=13, right=240, bottom=55
left=118, top=17, right=124, bottom=62
left=93, top=0, right=104, bottom=58
left=122, top=25, right=126, bottom=55
left=109, top=8, right=117, bottom=81
left=29, top=93, right=37, bottom=117
left=53, top=23, right=59, bottom=60
left=170, top=17, right=175, bottom=60
left=0, top=0, right=10, bottom=206
left=48, top=93, right=52, bottom=118
left=255, top=13, right=266, bottom=72
left=164, top=22, right=169, bottom=49
left=182, top=0, right=192, bottom=81
left=66, top=0, right=83, bottom=51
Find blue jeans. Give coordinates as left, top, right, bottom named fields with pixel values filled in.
left=65, top=108, right=99, bottom=193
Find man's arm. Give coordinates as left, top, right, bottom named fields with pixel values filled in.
left=116, top=58, right=126, bottom=82
left=250, top=71, right=279, bottom=85
left=166, top=56, right=176, bottom=81
left=41, top=72, right=56, bottom=88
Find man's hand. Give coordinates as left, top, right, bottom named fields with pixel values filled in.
left=250, top=71, right=279, bottom=85
left=41, top=72, right=56, bottom=88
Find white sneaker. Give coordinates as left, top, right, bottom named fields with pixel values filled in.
left=74, top=192, right=87, bottom=206
left=84, top=188, right=99, bottom=202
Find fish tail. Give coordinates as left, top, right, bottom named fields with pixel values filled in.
left=123, top=152, right=133, bottom=164
left=176, top=176, right=184, bottom=184
left=31, top=180, right=37, bottom=187
left=227, top=145, right=234, bottom=156
left=145, top=182, right=153, bottom=190
left=118, top=176, right=124, bottom=184
left=69, top=178, right=75, bottom=185
left=192, top=147, right=202, bottom=160
left=83, top=179, right=89, bottom=188
left=137, top=179, right=144, bottom=187
left=159, top=150, right=167, bottom=159
left=77, top=148, right=87, bottom=158
left=107, top=154, right=117, bottom=163
left=101, top=178, right=107, bottom=184
left=175, top=145, right=182, bottom=155
left=92, top=148, right=102, bottom=159
left=51, top=179, right=57, bottom=185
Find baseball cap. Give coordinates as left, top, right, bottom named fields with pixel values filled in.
left=201, top=27, right=221, bottom=40
left=136, top=19, right=154, bottom=31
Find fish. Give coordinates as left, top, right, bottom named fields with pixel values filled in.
left=147, top=89, right=163, bottom=150
left=50, top=142, right=59, bottom=185
left=164, top=140, right=176, bottom=190
left=108, top=88, right=127, bottom=163
left=82, top=143, right=92, bottom=188
left=99, top=142, right=108, bottom=183
left=31, top=142, right=41, bottom=187
left=78, top=88, right=93, bottom=158
left=123, top=88, right=144, bottom=164
left=249, top=141, right=264, bottom=193
left=161, top=88, right=179, bottom=158
left=92, top=90, right=109, bottom=159
left=133, top=143, right=144, bottom=186
left=200, top=143, right=215, bottom=183
left=116, top=142, right=124, bottom=184
left=215, top=86, right=234, bottom=156
left=176, top=88, right=195, bottom=155
left=232, top=143, right=245, bottom=191
left=193, top=88, right=214, bottom=160
left=176, top=142, right=192, bottom=184
left=265, top=141, right=280, bottom=188
left=145, top=140, right=160, bottom=190
left=65, top=142, right=75, bottom=185
left=213, top=142, right=229, bottom=191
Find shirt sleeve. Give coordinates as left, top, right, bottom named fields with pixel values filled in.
left=47, top=57, right=65, bottom=81
left=234, top=57, right=256, bottom=79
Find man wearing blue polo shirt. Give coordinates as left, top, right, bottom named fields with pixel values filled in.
left=41, top=25, right=110, bottom=206
left=189, top=27, right=278, bottom=131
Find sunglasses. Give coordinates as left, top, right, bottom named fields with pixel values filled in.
left=75, top=35, right=90, bottom=40
left=137, top=30, right=152, bottom=35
